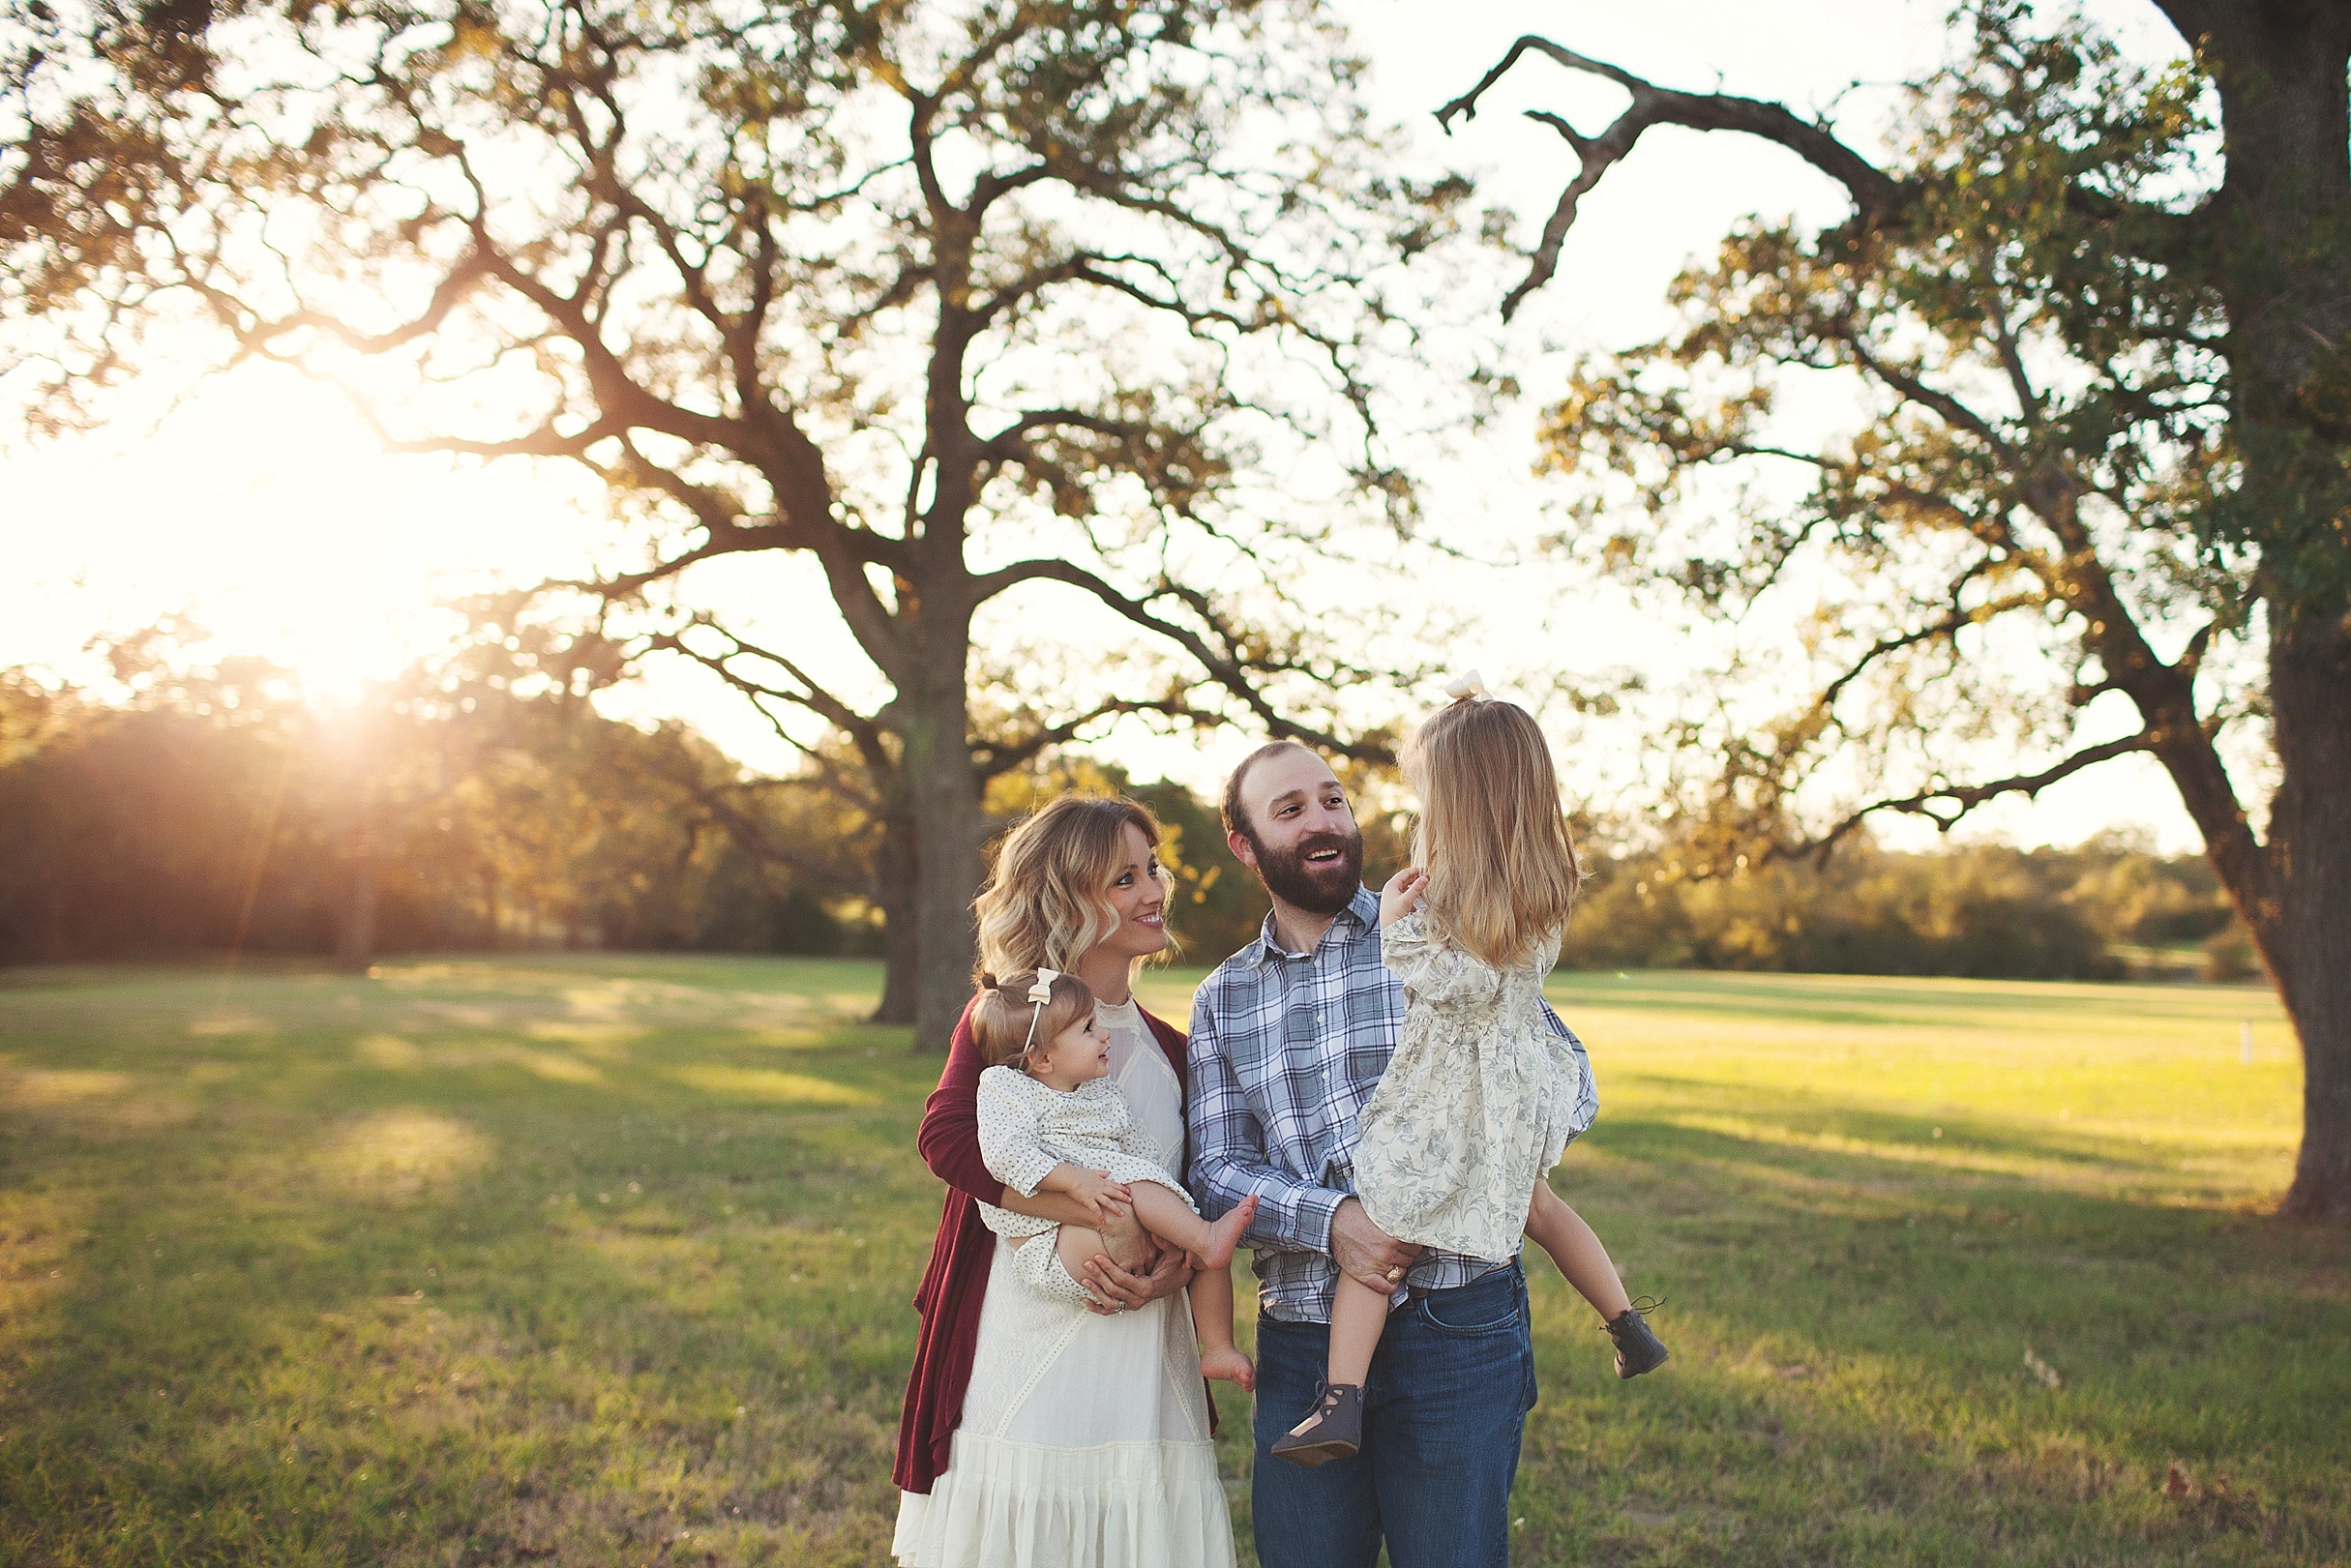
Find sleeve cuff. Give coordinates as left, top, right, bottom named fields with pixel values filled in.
left=1003, top=1156, right=1059, bottom=1199
left=1254, top=1181, right=1348, bottom=1255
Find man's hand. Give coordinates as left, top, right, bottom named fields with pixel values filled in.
left=1330, top=1197, right=1420, bottom=1292
left=1078, top=1244, right=1192, bottom=1314
left=1379, top=867, right=1428, bottom=930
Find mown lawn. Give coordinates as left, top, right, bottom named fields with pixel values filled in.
left=1, top=957, right=2343, bottom=1566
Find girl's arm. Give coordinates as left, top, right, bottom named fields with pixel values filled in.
left=976, top=1071, right=1133, bottom=1221
left=998, top=1186, right=1120, bottom=1228
left=1035, top=1162, right=1133, bottom=1226
left=1380, top=912, right=1505, bottom=1006
left=974, top=1068, right=1065, bottom=1198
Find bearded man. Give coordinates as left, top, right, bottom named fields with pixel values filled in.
left=1186, top=741, right=1596, bottom=1568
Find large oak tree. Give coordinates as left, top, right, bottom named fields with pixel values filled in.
left=3, top=0, right=1446, bottom=1043
left=1444, top=0, right=2351, bottom=1216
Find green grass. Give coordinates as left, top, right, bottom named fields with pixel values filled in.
left=2, top=958, right=2344, bottom=1566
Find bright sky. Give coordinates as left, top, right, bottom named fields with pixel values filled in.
left=0, top=0, right=2210, bottom=851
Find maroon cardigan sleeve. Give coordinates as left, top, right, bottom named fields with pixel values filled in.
left=916, top=998, right=1006, bottom=1209
left=895, top=1001, right=997, bottom=1494
left=894, top=996, right=1203, bottom=1495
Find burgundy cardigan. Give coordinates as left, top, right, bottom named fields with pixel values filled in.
left=893, top=996, right=1199, bottom=1494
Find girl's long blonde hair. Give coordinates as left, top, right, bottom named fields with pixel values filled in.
left=972, top=795, right=1176, bottom=982
left=1407, top=695, right=1582, bottom=969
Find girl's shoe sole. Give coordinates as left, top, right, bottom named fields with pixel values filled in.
left=1270, top=1435, right=1358, bottom=1467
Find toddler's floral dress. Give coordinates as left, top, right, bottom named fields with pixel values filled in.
left=1353, top=910, right=1585, bottom=1263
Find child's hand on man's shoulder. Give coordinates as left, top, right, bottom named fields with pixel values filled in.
left=1379, top=867, right=1428, bottom=929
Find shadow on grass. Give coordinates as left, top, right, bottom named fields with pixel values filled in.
left=1547, top=969, right=2281, bottom=1035
left=1600, top=1072, right=2204, bottom=1186
left=1, top=960, right=2343, bottom=1568
left=0, top=962, right=933, bottom=1566
left=1506, top=1106, right=2351, bottom=1568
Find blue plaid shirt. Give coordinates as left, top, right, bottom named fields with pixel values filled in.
left=1186, top=886, right=1598, bottom=1323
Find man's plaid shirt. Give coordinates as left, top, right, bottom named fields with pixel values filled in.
left=1185, top=886, right=1598, bottom=1323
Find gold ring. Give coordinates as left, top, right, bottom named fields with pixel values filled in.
left=1384, top=1266, right=1404, bottom=1284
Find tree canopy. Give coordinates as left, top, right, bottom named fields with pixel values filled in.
left=1446, top=0, right=2351, bottom=1217
left=3, top=0, right=1467, bottom=1042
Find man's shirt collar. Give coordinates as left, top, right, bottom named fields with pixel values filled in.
left=1250, top=885, right=1379, bottom=963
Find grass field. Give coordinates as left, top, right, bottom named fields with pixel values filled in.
left=1, top=957, right=2344, bottom=1566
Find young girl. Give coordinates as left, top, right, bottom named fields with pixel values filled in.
left=970, top=967, right=1260, bottom=1389
left=1272, top=678, right=1667, bottom=1466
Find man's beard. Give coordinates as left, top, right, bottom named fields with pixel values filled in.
left=1247, top=827, right=1365, bottom=917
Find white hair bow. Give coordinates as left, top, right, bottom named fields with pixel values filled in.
left=1443, top=670, right=1487, bottom=702
left=1020, top=967, right=1061, bottom=1054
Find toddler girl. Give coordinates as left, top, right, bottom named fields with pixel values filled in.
left=971, top=967, right=1259, bottom=1388
left=1273, top=678, right=1667, bottom=1466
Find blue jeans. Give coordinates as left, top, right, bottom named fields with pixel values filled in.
left=1252, top=1264, right=1536, bottom=1568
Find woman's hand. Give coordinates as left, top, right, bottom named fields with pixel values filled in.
left=1077, top=1242, right=1192, bottom=1315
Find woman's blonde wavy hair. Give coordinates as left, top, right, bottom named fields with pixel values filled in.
left=1406, top=695, right=1582, bottom=969
left=973, top=795, right=1176, bottom=983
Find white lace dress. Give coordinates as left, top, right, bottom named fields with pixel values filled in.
left=1353, top=911, right=1586, bottom=1264
left=892, top=995, right=1233, bottom=1568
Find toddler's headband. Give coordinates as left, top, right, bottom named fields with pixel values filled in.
left=1020, top=967, right=1061, bottom=1055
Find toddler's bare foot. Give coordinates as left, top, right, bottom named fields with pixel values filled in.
left=1200, top=1345, right=1256, bottom=1391
left=1193, top=1195, right=1259, bottom=1270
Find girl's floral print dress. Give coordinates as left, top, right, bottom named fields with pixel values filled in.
left=1352, top=910, right=1586, bottom=1264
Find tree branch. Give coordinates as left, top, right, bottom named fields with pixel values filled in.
left=1819, top=589, right=2045, bottom=711
left=968, top=693, right=1221, bottom=780
left=648, top=622, right=897, bottom=789
left=1789, top=732, right=2156, bottom=860
left=1437, top=37, right=1919, bottom=318
left=969, top=557, right=1393, bottom=762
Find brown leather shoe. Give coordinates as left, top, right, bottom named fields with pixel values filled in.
left=1606, top=1297, right=1670, bottom=1378
left=1269, top=1380, right=1363, bottom=1467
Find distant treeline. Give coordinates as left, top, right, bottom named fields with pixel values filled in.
left=1561, top=838, right=2248, bottom=983
left=0, top=660, right=863, bottom=965
left=1152, top=796, right=2247, bottom=984
left=2, top=663, right=2246, bottom=982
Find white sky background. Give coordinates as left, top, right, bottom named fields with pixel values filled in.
left=0, top=0, right=2212, bottom=851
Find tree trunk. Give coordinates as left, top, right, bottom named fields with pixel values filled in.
left=2173, top=1, right=2351, bottom=1219
left=2270, top=607, right=2351, bottom=1219
left=905, top=672, right=988, bottom=1052
left=869, top=809, right=920, bottom=1025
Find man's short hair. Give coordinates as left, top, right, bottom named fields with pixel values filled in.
left=1221, top=739, right=1317, bottom=842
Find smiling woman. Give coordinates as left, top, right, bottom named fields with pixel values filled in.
left=893, top=792, right=1236, bottom=1568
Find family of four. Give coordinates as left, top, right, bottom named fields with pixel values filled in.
left=892, top=684, right=1669, bottom=1568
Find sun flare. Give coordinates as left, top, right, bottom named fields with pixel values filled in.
left=3, top=358, right=610, bottom=701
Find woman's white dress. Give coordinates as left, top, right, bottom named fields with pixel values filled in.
left=1353, top=912, right=1586, bottom=1263
left=892, top=995, right=1233, bottom=1568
